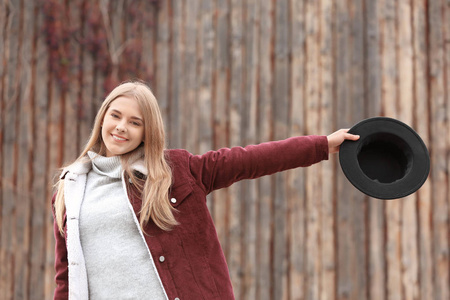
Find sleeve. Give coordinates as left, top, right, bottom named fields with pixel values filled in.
left=188, top=135, right=329, bottom=194
left=52, top=192, right=69, bottom=300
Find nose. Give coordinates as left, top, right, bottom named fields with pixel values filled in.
left=116, top=121, right=127, bottom=133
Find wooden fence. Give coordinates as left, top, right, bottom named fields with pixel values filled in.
left=0, top=0, right=449, bottom=299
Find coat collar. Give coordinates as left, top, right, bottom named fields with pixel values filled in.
left=60, top=148, right=148, bottom=179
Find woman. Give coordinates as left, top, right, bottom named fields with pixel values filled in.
left=53, top=80, right=359, bottom=299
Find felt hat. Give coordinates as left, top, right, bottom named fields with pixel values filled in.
left=339, top=117, right=430, bottom=200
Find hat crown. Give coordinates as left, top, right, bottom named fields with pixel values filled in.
left=357, top=132, right=413, bottom=184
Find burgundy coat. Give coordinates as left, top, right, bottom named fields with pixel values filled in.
left=53, top=135, right=329, bottom=299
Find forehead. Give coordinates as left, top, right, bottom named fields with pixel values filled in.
left=108, top=96, right=143, bottom=117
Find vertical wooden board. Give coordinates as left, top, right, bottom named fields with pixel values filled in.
left=304, top=1, right=321, bottom=300
left=287, top=0, right=306, bottom=299
left=90, top=0, right=106, bottom=122
left=397, top=2, right=419, bottom=300
left=197, top=0, right=214, bottom=155
left=412, top=6, right=433, bottom=288
left=349, top=0, right=368, bottom=300
left=319, top=0, right=336, bottom=299
left=428, top=0, right=449, bottom=299
left=169, top=0, right=183, bottom=149
left=197, top=0, right=215, bottom=215
left=335, top=0, right=368, bottom=299
left=212, top=0, right=230, bottom=256
left=64, top=0, right=81, bottom=165
left=45, top=48, right=65, bottom=300
left=228, top=0, right=243, bottom=295
left=15, top=0, right=33, bottom=297
left=380, top=0, right=398, bottom=118
left=182, top=0, right=199, bottom=153
left=141, top=1, right=157, bottom=87
left=79, top=0, right=96, bottom=151
left=364, top=0, right=382, bottom=116
left=445, top=5, right=450, bottom=300
left=105, top=0, right=124, bottom=80
left=0, top=1, right=18, bottom=296
left=124, top=0, right=144, bottom=77
left=379, top=2, right=402, bottom=300
left=155, top=0, right=171, bottom=131
left=29, top=1, right=52, bottom=298
left=365, top=1, right=386, bottom=300
left=241, top=0, right=259, bottom=298
left=0, top=3, right=5, bottom=256
left=256, top=1, right=273, bottom=299
left=273, top=0, right=290, bottom=299
left=335, top=1, right=353, bottom=299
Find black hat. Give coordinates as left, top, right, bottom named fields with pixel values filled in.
left=339, top=117, right=430, bottom=200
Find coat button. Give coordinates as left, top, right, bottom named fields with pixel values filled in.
left=159, top=256, right=165, bottom=263
left=174, top=298, right=180, bottom=300
left=170, top=198, right=177, bottom=204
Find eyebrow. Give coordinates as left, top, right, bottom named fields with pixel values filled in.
left=110, top=109, right=144, bottom=122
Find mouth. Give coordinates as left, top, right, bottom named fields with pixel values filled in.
left=111, top=134, right=128, bottom=142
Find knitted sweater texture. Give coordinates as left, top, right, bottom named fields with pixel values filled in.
left=79, top=152, right=166, bottom=299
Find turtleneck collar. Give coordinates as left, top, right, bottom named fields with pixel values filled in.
left=87, top=151, right=122, bottom=179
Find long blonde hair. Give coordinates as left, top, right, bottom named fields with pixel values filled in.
left=54, top=81, right=176, bottom=235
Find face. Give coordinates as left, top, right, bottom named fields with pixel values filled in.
left=101, top=96, right=145, bottom=157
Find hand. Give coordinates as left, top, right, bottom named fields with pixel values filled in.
left=327, top=129, right=360, bottom=154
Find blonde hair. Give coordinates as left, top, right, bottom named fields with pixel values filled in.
left=54, top=81, right=176, bottom=235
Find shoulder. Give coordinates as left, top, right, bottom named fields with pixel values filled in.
left=165, top=149, right=192, bottom=166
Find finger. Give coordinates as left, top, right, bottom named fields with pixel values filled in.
left=344, top=133, right=360, bottom=140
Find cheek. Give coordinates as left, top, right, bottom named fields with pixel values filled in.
left=101, top=123, right=108, bottom=139
left=137, top=128, right=145, bottom=142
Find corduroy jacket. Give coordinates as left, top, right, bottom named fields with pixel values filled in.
left=53, top=135, right=329, bottom=300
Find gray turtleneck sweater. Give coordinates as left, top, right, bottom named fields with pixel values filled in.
left=79, top=152, right=167, bottom=299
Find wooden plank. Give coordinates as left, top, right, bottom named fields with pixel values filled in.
left=412, top=24, right=433, bottom=294
left=182, top=0, right=199, bottom=153
left=155, top=0, right=171, bottom=129
left=228, top=0, right=244, bottom=296
left=365, top=1, right=386, bottom=300
left=104, top=0, right=123, bottom=86
left=397, top=2, right=419, bottom=300
left=319, top=0, right=336, bottom=299
left=0, top=5, right=6, bottom=274
left=378, top=2, right=403, bottom=300
left=445, top=4, right=450, bottom=300
left=169, top=0, right=183, bottom=149
left=336, top=1, right=368, bottom=300
left=14, top=0, right=32, bottom=297
left=197, top=0, right=214, bottom=155
left=287, top=0, right=306, bottom=299
left=141, top=1, right=157, bottom=87
left=0, top=0, right=18, bottom=296
left=304, top=1, right=321, bottom=299
left=197, top=0, right=215, bottom=221
left=79, top=0, right=96, bottom=151
left=212, top=0, right=230, bottom=278
left=28, top=1, right=52, bottom=298
left=335, top=1, right=354, bottom=299
left=241, top=0, right=259, bottom=298
left=256, top=1, right=273, bottom=299
left=380, top=1, right=403, bottom=300
left=272, top=0, right=290, bottom=299
left=428, top=0, right=449, bottom=299
left=63, top=0, right=80, bottom=165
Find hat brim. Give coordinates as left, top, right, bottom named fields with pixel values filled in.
left=339, top=117, right=430, bottom=200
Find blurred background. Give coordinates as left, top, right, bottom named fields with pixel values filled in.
left=0, top=0, right=449, bottom=299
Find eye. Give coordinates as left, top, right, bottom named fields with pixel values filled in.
left=111, top=113, right=120, bottom=119
left=131, top=121, right=142, bottom=126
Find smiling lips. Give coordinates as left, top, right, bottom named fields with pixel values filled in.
left=111, top=134, right=128, bottom=142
